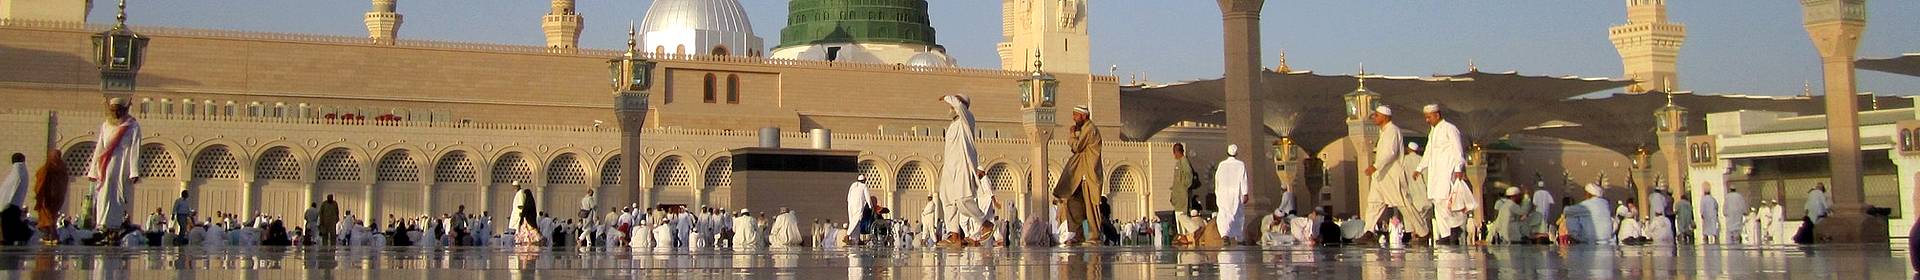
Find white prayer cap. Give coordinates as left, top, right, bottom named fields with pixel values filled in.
left=108, top=97, right=129, bottom=107
left=1375, top=106, right=1391, bottom=116
left=1423, top=104, right=1441, bottom=113
left=1584, top=183, right=1604, bottom=197
left=1188, top=210, right=1199, bottom=217
left=856, top=175, right=866, bottom=182
left=1506, top=187, right=1521, bottom=196
left=511, top=180, right=521, bottom=186
left=1073, top=105, right=1090, bottom=114
left=1226, top=144, right=1239, bottom=156
left=1407, top=143, right=1420, bottom=151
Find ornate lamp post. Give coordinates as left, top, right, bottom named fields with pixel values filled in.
left=1018, top=54, right=1058, bottom=247
left=1343, top=69, right=1381, bottom=220
left=93, top=0, right=148, bottom=98
left=612, top=23, right=657, bottom=207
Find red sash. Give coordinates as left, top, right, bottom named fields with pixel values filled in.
left=91, top=120, right=134, bottom=181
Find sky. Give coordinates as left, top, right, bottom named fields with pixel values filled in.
left=86, top=0, right=1920, bottom=96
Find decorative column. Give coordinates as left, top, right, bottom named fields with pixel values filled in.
left=1630, top=147, right=1654, bottom=217
left=1654, top=92, right=1689, bottom=211
left=1018, top=56, right=1059, bottom=247
left=612, top=24, right=657, bottom=210
left=1216, top=0, right=1275, bottom=241
left=1343, top=71, right=1381, bottom=217
left=1802, top=0, right=1884, bottom=243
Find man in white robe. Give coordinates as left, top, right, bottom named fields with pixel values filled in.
left=87, top=98, right=142, bottom=233
left=733, top=210, right=758, bottom=249
left=1413, top=104, right=1474, bottom=242
left=1363, top=106, right=1408, bottom=236
left=1530, top=182, right=1554, bottom=237
left=937, top=95, right=987, bottom=238
left=918, top=195, right=940, bottom=244
left=1699, top=184, right=1720, bottom=244
left=976, top=169, right=998, bottom=227
left=1805, top=183, right=1832, bottom=224
left=1399, top=143, right=1432, bottom=240
left=846, top=176, right=872, bottom=244
left=1213, top=145, right=1250, bottom=244
left=768, top=209, right=803, bottom=248
left=651, top=219, right=673, bottom=250
left=1723, top=187, right=1748, bottom=243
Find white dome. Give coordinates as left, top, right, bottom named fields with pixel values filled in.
left=906, top=51, right=954, bottom=67
left=640, top=0, right=754, bottom=34
left=639, top=0, right=764, bottom=57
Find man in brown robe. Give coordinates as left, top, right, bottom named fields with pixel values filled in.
left=1050, top=105, right=1103, bottom=245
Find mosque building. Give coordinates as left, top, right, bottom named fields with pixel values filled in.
left=0, top=0, right=1152, bottom=231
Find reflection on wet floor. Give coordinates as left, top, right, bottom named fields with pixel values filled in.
left=0, top=242, right=1908, bottom=279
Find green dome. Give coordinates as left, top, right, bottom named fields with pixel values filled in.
left=777, top=0, right=936, bottom=48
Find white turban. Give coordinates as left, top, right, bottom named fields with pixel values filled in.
left=1584, top=183, right=1604, bottom=197
left=1423, top=104, right=1441, bottom=113
left=1375, top=106, right=1391, bottom=116
left=1506, top=187, right=1521, bottom=196
left=1227, top=144, right=1239, bottom=156
left=1073, top=105, right=1091, bottom=114
left=1407, top=143, right=1420, bottom=151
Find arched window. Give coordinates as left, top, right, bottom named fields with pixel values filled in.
left=139, top=144, right=176, bottom=178
left=546, top=153, right=586, bottom=185
left=377, top=150, right=420, bottom=182
left=434, top=151, right=477, bottom=183
left=704, top=157, right=732, bottom=190
left=316, top=148, right=360, bottom=181
left=62, top=142, right=95, bottom=176
left=726, top=74, right=740, bottom=104
left=492, top=152, right=532, bottom=185
left=987, top=163, right=1014, bottom=191
left=255, top=147, right=300, bottom=181
left=857, top=160, right=885, bottom=192
left=652, top=156, right=692, bottom=204
left=703, top=74, right=718, bottom=103
left=600, top=156, right=622, bottom=186
left=1109, top=166, right=1141, bottom=193
left=192, top=145, right=241, bottom=180
left=895, top=161, right=928, bottom=190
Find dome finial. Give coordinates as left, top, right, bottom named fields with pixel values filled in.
left=625, top=21, right=639, bottom=57
left=1275, top=49, right=1290, bottom=73
left=1467, top=58, right=1478, bottom=72
left=114, top=0, right=128, bottom=28
left=1033, top=50, right=1044, bottom=71
left=1355, top=63, right=1369, bottom=90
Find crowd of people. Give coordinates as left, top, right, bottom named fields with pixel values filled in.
left=0, top=92, right=1858, bottom=251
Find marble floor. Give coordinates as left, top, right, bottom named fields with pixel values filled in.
left=0, top=242, right=1910, bottom=279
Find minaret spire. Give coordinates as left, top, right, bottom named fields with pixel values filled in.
left=542, top=0, right=584, bottom=53
left=1611, top=0, right=1686, bottom=93
left=364, top=0, right=402, bottom=45
left=1275, top=49, right=1290, bottom=73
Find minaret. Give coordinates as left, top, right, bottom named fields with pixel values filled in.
left=998, top=0, right=1091, bottom=74
left=1609, top=0, right=1686, bottom=92
left=543, top=0, right=584, bottom=53
left=364, top=0, right=402, bottom=45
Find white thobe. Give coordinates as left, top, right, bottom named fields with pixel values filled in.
left=631, top=221, right=653, bottom=249
left=87, top=119, right=142, bottom=230
left=1805, top=189, right=1831, bottom=223
left=848, top=182, right=871, bottom=232
left=976, top=175, right=997, bottom=222
left=1214, top=157, right=1249, bottom=241
left=769, top=212, right=802, bottom=248
left=509, top=191, right=530, bottom=231
left=1365, top=122, right=1407, bottom=232
left=651, top=223, right=673, bottom=249
left=733, top=216, right=758, bottom=249
left=937, top=96, right=985, bottom=234
left=1418, top=120, right=1474, bottom=234
left=1722, top=192, right=1747, bottom=241
left=1648, top=192, right=1670, bottom=217
left=1699, top=195, right=1720, bottom=240
left=1, top=163, right=28, bottom=207
left=919, top=200, right=940, bottom=242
